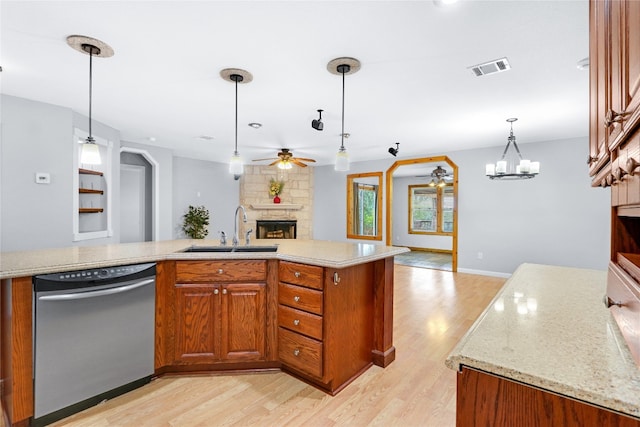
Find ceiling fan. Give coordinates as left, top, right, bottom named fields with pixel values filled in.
left=416, top=165, right=454, bottom=186
left=252, top=148, right=316, bottom=169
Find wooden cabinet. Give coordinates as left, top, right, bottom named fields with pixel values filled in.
left=589, top=0, right=640, bottom=184
left=456, top=367, right=640, bottom=427
left=155, top=260, right=278, bottom=371
left=591, top=0, right=640, bottom=367
left=277, top=260, right=378, bottom=394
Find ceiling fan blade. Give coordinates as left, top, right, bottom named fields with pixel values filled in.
left=268, top=160, right=280, bottom=166
left=252, top=157, right=278, bottom=162
left=294, top=157, right=316, bottom=163
left=292, top=159, right=308, bottom=167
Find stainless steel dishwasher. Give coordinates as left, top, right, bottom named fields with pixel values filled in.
left=33, top=262, right=156, bottom=426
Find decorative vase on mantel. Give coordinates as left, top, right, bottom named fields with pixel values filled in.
left=273, top=195, right=281, bottom=204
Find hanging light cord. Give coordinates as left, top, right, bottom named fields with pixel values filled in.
left=88, top=47, right=94, bottom=140
left=341, top=68, right=345, bottom=150
left=500, top=120, right=524, bottom=161
left=234, top=76, right=238, bottom=155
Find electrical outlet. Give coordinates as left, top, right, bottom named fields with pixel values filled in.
left=35, top=172, right=51, bottom=184
left=477, top=252, right=483, bottom=260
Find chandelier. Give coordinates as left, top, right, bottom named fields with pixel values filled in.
left=485, top=118, right=540, bottom=180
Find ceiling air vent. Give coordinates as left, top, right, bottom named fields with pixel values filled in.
left=468, top=57, right=511, bottom=77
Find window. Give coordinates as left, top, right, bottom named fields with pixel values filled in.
left=347, top=172, right=382, bottom=240
left=409, top=184, right=454, bottom=235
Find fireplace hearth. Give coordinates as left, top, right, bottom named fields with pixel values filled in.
left=256, top=220, right=297, bottom=239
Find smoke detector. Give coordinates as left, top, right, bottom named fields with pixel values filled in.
left=468, top=57, right=511, bottom=77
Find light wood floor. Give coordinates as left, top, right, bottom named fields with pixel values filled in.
left=45, top=266, right=505, bottom=427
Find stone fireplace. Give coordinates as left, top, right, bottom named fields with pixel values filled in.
left=239, top=165, right=313, bottom=240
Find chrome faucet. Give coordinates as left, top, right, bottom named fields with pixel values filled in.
left=219, top=231, right=227, bottom=246
left=232, top=205, right=247, bottom=246
left=245, top=228, right=253, bottom=246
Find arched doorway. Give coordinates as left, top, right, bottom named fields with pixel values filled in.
left=386, top=156, right=458, bottom=272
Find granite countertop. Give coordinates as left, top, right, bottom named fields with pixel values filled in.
left=0, top=239, right=408, bottom=279
left=445, top=263, right=640, bottom=419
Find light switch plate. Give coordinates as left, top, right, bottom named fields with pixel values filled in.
left=35, top=172, right=51, bottom=184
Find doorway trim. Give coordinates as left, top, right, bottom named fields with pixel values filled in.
left=385, top=156, right=458, bottom=272
left=119, top=147, right=160, bottom=241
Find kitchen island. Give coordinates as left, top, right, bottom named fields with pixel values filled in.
left=446, top=263, right=640, bottom=426
left=1, top=239, right=407, bottom=427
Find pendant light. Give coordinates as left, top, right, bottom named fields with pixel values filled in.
left=220, top=68, right=253, bottom=177
left=485, top=118, right=540, bottom=180
left=328, top=57, right=361, bottom=172
left=67, top=35, right=114, bottom=165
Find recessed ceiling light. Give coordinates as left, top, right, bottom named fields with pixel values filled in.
left=576, top=57, right=589, bottom=71
left=148, top=136, right=156, bottom=142
left=248, top=122, right=262, bottom=129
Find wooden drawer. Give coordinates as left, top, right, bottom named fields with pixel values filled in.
left=278, top=304, right=323, bottom=340
left=175, top=260, right=266, bottom=282
left=278, top=327, right=323, bottom=378
left=279, top=261, right=323, bottom=290
left=278, top=282, right=323, bottom=315
left=607, top=261, right=640, bottom=366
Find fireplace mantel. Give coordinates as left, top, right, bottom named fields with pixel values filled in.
left=249, top=204, right=303, bottom=210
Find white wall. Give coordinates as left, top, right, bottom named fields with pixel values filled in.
left=172, top=157, right=239, bottom=240
left=314, top=137, right=611, bottom=275
left=1, top=95, right=120, bottom=251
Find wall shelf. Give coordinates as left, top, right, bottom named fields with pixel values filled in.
left=79, top=188, right=104, bottom=194
left=79, top=208, right=104, bottom=214
left=249, top=204, right=303, bottom=210
left=79, top=168, right=104, bottom=176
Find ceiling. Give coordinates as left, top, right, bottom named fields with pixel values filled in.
left=0, top=1, right=589, bottom=167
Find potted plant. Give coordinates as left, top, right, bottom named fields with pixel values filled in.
left=269, top=178, right=285, bottom=203
left=182, top=205, right=210, bottom=239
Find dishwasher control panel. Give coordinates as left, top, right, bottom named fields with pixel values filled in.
left=34, top=262, right=156, bottom=291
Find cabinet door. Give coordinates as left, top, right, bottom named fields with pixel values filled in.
left=589, top=0, right=610, bottom=176
left=220, top=282, right=266, bottom=361
left=622, top=0, right=640, bottom=123
left=174, top=283, right=221, bottom=363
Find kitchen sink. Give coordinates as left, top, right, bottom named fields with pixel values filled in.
left=180, top=245, right=278, bottom=253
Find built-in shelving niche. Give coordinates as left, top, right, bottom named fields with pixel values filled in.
left=73, top=129, right=113, bottom=241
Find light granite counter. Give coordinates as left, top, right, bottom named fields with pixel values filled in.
left=446, top=263, right=640, bottom=419
left=0, top=239, right=409, bottom=279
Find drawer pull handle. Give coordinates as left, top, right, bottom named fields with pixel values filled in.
left=603, top=295, right=623, bottom=308
left=333, top=272, right=341, bottom=285
left=294, top=295, right=300, bottom=302
left=223, top=288, right=227, bottom=295
left=214, top=289, right=219, bottom=295
left=294, top=271, right=301, bottom=278
left=293, top=349, right=300, bottom=357
left=626, top=158, right=640, bottom=176
left=293, top=319, right=300, bottom=326
left=218, top=269, right=224, bottom=274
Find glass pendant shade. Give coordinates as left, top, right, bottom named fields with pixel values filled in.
left=80, top=138, right=101, bottom=164
left=335, top=148, right=349, bottom=171
left=277, top=161, right=293, bottom=170
left=229, top=151, right=243, bottom=175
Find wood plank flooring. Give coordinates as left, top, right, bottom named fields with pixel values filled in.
left=44, top=266, right=505, bottom=427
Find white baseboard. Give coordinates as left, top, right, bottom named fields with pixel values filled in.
left=457, top=268, right=512, bottom=278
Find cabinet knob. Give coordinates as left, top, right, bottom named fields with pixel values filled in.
left=614, top=167, right=628, bottom=182
left=606, top=173, right=615, bottom=186
left=218, top=269, right=224, bottom=274
left=293, top=349, right=300, bottom=357
left=587, top=155, right=598, bottom=165
left=214, top=289, right=219, bottom=295
left=294, top=271, right=301, bottom=278
left=222, top=288, right=227, bottom=295
left=294, top=295, right=300, bottom=302
left=604, top=109, right=629, bottom=128
left=626, top=158, right=640, bottom=176
left=603, top=295, right=623, bottom=308
left=293, top=319, right=300, bottom=326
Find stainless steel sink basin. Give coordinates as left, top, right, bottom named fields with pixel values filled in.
left=232, top=245, right=278, bottom=252
left=180, top=245, right=278, bottom=253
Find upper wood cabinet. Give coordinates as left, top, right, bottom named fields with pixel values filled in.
left=590, top=0, right=640, bottom=185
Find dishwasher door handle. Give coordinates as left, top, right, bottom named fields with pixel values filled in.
left=38, top=278, right=155, bottom=301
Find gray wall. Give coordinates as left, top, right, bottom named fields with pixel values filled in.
left=172, top=157, right=240, bottom=240
left=1, top=94, right=120, bottom=252
left=313, top=137, right=610, bottom=276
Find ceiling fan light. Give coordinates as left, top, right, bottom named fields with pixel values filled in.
left=277, top=160, right=293, bottom=170
left=229, top=151, right=243, bottom=175
left=335, top=148, right=350, bottom=172
left=80, top=138, right=101, bottom=165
